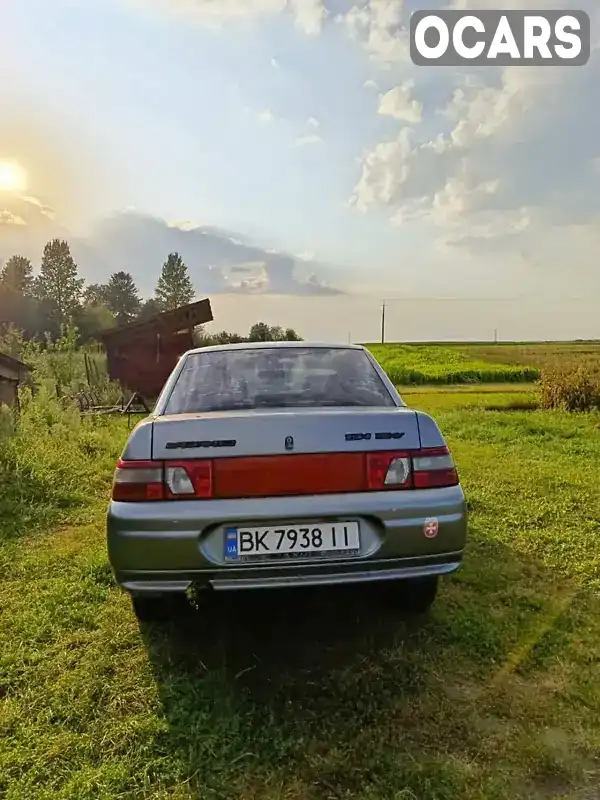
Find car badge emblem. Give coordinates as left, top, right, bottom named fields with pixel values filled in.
left=285, top=436, right=294, bottom=451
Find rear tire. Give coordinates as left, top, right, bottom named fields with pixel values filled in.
left=389, top=576, right=439, bottom=615
left=131, top=593, right=186, bottom=623
left=405, top=576, right=438, bottom=614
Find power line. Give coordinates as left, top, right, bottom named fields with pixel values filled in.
left=377, top=296, right=596, bottom=343
left=376, top=296, right=594, bottom=302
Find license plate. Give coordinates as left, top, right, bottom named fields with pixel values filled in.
left=224, top=521, right=360, bottom=560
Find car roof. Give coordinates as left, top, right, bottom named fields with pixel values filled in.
left=184, top=341, right=367, bottom=356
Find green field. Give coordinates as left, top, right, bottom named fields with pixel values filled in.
left=1, top=389, right=600, bottom=799
left=365, top=341, right=600, bottom=385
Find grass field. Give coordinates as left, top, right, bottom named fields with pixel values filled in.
left=467, top=342, right=600, bottom=373
left=366, top=341, right=600, bottom=385
left=1, top=388, right=600, bottom=799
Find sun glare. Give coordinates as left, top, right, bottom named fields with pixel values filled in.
left=0, top=160, right=28, bottom=193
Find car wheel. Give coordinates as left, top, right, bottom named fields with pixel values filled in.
left=386, top=576, right=438, bottom=615
left=131, top=594, right=186, bottom=623
left=403, top=576, right=438, bottom=614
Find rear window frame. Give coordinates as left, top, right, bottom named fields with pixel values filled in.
left=155, top=345, right=399, bottom=416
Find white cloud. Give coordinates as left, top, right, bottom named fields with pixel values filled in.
left=290, top=0, right=327, bottom=35
left=271, top=57, right=280, bottom=69
left=350, top=0, right=600, bottom=265
left=340, top=0, right=409, bottom=65
left=0, top=195, right=57, bottom=225
left=378, top=81, right=422, bottom=124
left=349, top=127, right=413, bottom=213
left=295, top=250, right=315, bottom=261
left=138, top=0, right=326, bottom=34
left=20, top=195, right=56, bottom=220
left=295, top=134, right=322, bottom=146
left=306, top=116, right=320, bottom=129
left=0, top=210, right=26, bottom=226
left=257, top=108, right=275, bottom=124
left=364, top=79, right=379, bottom=90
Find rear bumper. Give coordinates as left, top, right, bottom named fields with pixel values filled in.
left=107, top=486, right=468, bottom=595
left=115, top=553, right=463, bottom=594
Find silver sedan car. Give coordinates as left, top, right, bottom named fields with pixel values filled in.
left=107, top=342, right=468, bottom=621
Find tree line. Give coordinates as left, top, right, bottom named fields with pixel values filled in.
left=0, top=239, right=302, bottom=345
left=0, top=240, right=194, bottom=341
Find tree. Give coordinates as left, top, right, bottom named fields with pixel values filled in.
left=269, top=325, right=284, bottom=341
left=247, top=322, right=301, bottom=342
left=195, top=329, right=246, bottom=347
left=0, top=255, right=34, bottom=295
left=34, top=239, right=84, bottom=333
left=83, top=283, right=108, bottom=307
left=0, top=255, right=39, bottom=337
left=76, top=303, right=116, bottom=342
left=138, top=298, right=162, bottom=321
left=155, top=252, right=194, bottom=311
left=248, top=321, right=272, bottom=342
left=103, top=271, right=141, bottom=325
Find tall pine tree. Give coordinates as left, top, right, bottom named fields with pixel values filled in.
left=0, top=255, right=34, bottom=295
left=34, top=239, right=84, bottom=332
left=104, top=271, right=141, bottom=325
left=0, top=255, right=39, bottom=337
left=155, top=252, right=194, bottom=311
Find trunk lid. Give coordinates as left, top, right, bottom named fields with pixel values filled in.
left=151, top=406, right=421, bottom=460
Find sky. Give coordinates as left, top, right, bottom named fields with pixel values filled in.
left=0, top=0, right=599, bottom=342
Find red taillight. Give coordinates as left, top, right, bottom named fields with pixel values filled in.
left=112, top=459, right=213, bottom=501
left=366, top=447, right=458, bottom=491
left=112, top=459, right=165, bottom=501
left=366, top=452, right=412, bottom=490
left=111, top=448, right=458, bottom=501
left=411, top=446, right=459, bottom=489
left=165, top=460, right=213, bottom=499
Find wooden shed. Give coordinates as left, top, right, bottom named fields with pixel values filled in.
left=99, top=298, right=213, bottom=402
left=0, top=352, right=30, bottom=408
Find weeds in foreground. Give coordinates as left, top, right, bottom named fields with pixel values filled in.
left=0, top=389, right=126, bottom=539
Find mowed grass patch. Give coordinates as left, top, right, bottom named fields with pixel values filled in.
left=467, top=342, right=600, bottom=373
left=1, top=393, right=600, bottom=798
left=401, top=384, right=539, bottom=412
left=366, top=343, right=538, bottom=385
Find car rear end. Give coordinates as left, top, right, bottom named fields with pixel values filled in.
left=106, top=343, right=467, bottom=617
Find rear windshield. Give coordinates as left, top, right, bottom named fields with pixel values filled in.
left=163, top=347, right=395, bottom=414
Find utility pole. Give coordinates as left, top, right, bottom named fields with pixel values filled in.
left=381, top=300, right=386, bottom=344
left=494, top=328, right=498, bottom=343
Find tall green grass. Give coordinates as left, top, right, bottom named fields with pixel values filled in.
left=366, top=344, right=540, bottom=385
left=0, top=389, right=126, bottom=542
